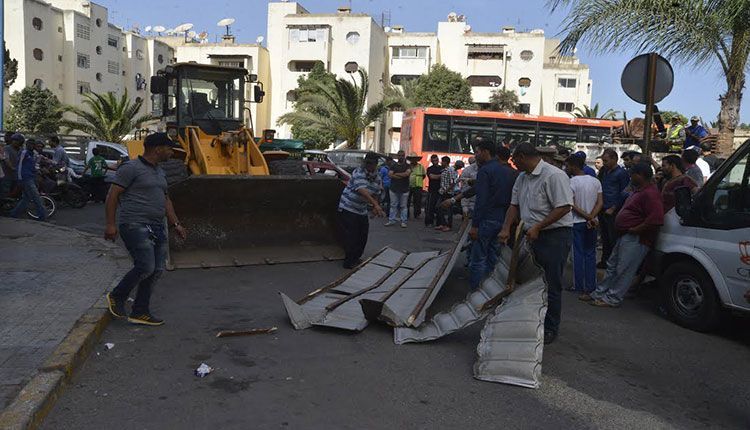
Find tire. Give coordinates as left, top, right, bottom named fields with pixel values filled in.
left=63, top=185, right=88, bottom=209
left=661, top=261, right=723, bottom=332
left=27, top=196, right=56, bottom=220
left=268, top=159, right=306, bottom=176
left=159, top=159, right=189, bottom=185
left=0, top=198, right=15, bottom=216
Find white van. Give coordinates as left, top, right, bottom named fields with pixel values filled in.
left=653, top=139, right=750, bottom=331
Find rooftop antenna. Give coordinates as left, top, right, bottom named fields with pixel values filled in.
left=256, top=36, right=264, bottom=45
left=144, top=25, right=152, bottom=33
left=380, top=9, right=391, bottom=28
left=175, top=23, right=194, bottom=42
left=153, top=25, right=166, bottom=36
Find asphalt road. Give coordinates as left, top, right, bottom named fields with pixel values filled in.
left=42, top=205, right=750, bottom=429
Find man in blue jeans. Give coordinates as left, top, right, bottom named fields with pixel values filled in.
left=105, top=133, right=187, bottom=326
left=500, top=143, right=573, bottom=345
left=9, top=135, right=47, bottom=221
left=468, top=142, right=517, bottom=289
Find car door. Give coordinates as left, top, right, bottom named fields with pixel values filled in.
left=693, top=144, right=750, bottom=310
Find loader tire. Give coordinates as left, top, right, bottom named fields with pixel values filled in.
left=159, top=159, right=189, bottom=185
left=268, top=159, right=306, bottom=176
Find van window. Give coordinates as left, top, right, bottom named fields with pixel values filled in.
left=96, top=145, right=124, bottom=161
left=702, top=150, right=750, bottom=228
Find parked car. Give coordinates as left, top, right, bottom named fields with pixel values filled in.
left=302, top=159, right=351, bottom=184
left=327, top=149, right=389, bottom=173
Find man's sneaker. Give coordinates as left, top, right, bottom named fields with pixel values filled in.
left=106, top=292, right=126, bottom=318
left=127, top=313, right=165, bottom=326
left=384, top=220, right=396, bottom=227
left=400, top=222, right=407, bottom=228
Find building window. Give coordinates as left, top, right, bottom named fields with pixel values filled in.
left=467, top=75, right=502, bottom=87
left=58, top=83, right=64, bottom=90
left=587, top=82, right=591, bottom=94
left=96, top=46, right=102, bottom=55
left=77, top=81, right=91, bottom=94
left=75, top=23, right=91, bottom=40
left=218, top=60, right=243, bottom=68
left=135, top=97, right=143, bottom=104
left=157, top=54, right=164, bottom=64
left=520, top=50, right=534, bottom=61
left=77, top=53, right=90, bottom=69
left=558, top=78, right=577, bottom=88
left=33, top=48, right=44, bottom=61
left=344, top=62, right=359, bottom=73
left=518, top=77, right=531, bottom=88
left=58, top=55, right=63, bottom=62
left=517, top=103, right=531, bottom=114
left=289, top=27, right=325, bottom=43
left=95, top=18, right=102, bottom=27
left=346, top=31, right=360, bottom=44
left=288, top=60, right=323, bottom=72
left=467, top=45, right=504, bottom=60
left=556, top=102, right=575, bottom=112
left=107, top=61, right=120, bottom=75
left=58, top=26, right=63, bottom=33
left=286, top=90, right=297, bottom=102
left=392, top=46, right=428, bottom=59
left=390, top=75, right=419, bottom=85
left=33, top=79, right=44, bottom=89
left=32, top=17, right=43, bottom=31
left=96, top=73, right=102, bottom=82
left=107, top=35, right=118, bottom=48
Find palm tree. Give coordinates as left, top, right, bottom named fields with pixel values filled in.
left=60, top=90, right=154, bottom=143
left=550, top=0, right=750, bottom=155
left=382, top=78, right=419, bottom=111
left=279, top=70, right=388, bottom=148
left=573, top=103, right=619, bottom=120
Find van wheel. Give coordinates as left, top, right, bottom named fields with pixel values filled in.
left=661, top=261, right=722, bottom=332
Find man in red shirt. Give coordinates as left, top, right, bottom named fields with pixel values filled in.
left=585, top=162, right=664, bottom=307
left=660, top=155, right=697, bottom=213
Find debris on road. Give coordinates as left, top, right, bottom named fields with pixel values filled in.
left=216, top=327, right=278, bottom=338
left=194, top=363, right=213, bottom=378
left=104, top=343, right=115, bottom=350
left=280, top=222, right=470, bottom=331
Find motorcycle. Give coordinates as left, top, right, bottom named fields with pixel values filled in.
left=39, top=166, right=88, bottom=209
left=0, top=183, right=56, bottom=219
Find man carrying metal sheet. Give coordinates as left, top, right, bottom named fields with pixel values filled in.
left=499, top=142, right=574, bottom=345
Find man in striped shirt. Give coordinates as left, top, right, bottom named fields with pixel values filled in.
left=338, top=152, right=386, bottom=269
left=436, top=156, right=457, bottom=232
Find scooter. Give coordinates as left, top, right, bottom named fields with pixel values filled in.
left=39, top=166, right=88, bottom=209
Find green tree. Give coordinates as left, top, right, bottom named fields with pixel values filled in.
left=382, top=78, right=419, bottom=111
left=60, top=90, right=153, bottom=143
left=4, top=43, right=18, bottom=88
left=551, top=0, right=750, bottom=155
left=572, top=103, right=619, bottom=119
left=6, top=86, right=62, bottom=133
left=288, top=62, right=338, bottom=149
left=659, top=110, right=688, bottom=124
left=488, top=88, right=519, bottom=112
left=411, top=64, right=474, bottom=109
left=278, top=70, right=388, bottom=148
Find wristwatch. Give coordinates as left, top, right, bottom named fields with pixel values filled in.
left=450, top=197, right=456, bottom=204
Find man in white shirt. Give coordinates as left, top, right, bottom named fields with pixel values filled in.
left=565, top=155, right=603, bottom=297
left=500, top=143, right=574, bottom=345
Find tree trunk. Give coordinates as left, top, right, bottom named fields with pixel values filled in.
left=717, top=85, right=741, bottom=156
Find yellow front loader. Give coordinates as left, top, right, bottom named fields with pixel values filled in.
left=126, top=63, right=344, bottom=269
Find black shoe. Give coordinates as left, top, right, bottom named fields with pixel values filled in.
left=596, top=261, right=607, bottom=269
left=127, top=313, right=164, bottom=326
left=544, top=330, right=557, bottom=345
left=106, top=292, right=126, bottom=318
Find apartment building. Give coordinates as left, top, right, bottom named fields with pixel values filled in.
left=4, top=0, right=174, bottom=118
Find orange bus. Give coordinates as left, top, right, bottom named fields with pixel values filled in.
left=400, top=107, right=623, bottom=167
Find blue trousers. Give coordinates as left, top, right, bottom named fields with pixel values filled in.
left=592, top=234, right=649, bottom=306
left=469, top=219, right=503, bottom=289
left=530, top=227, right=573, bottom=335
left=111, top=223, right=168, bottom=315
left=572, top=222, right=597, bottom=293
left=9, top=178, right=46, bottom=221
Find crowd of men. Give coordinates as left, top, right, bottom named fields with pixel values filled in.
left=335, top=128, right=721, bottom=344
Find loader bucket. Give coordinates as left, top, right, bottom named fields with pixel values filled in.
left=167, top=175, right=346, bottom=269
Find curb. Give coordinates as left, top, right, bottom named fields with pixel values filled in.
left=0, top=299, right=113, bottom=430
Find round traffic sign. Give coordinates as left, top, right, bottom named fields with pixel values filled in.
left=621, top=53, right=674, bottom=104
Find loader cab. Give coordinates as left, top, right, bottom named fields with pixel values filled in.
left=151, top=64, right=247, bottom=136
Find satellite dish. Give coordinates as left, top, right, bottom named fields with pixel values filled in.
left=447, top=12, right=457, bottom=21
left=153, top=25, right=166, bottom=33
left=464, top=24, right=472, bottom=33
left=217, top=18, right=236, bottom=27
left=384, top=26, right=391, bottom=32
left=198, top=31, right=208, bottom=40
left=256, top=36, right=264, bottom=44
left=144, top=25, right=152, bottom=32
left=175, top=23, right=194, bottom=33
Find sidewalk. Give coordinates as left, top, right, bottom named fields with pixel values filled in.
left=0, top=218, right=129, bottom=411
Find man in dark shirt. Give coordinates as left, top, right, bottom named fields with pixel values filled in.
left=385, top=150, right=411, bottom=228
left=468, top=142, right=517, bottom=289
left=587, top=162, right=664, bottom=307
left=701, top=144, right=721, bottom=173
left=660, top=155, right=697, bottom=213
left=424, top=154, right=443, bottom=227
left=597, top=148, right=630, bottom=268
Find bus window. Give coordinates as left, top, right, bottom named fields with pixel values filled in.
left=581, top=126, right=611, bottom=144
left=536, top=125, right=578, bottom=148
left=496, top=122, right=536, bottom=148
left=423, top=116, right=450, bottom=153
left=450, top=118, right=494, bottom=154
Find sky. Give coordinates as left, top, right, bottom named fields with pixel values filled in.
left=97, top=0, right=746, bottom=123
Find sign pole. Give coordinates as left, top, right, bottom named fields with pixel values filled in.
left=643, top=52, right=658, bottom=157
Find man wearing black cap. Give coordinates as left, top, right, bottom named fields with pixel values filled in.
left=105, top=133, right=186, bottom=326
